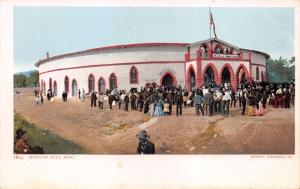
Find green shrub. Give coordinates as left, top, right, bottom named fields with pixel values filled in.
left=14, top=113, right=86, bottom=154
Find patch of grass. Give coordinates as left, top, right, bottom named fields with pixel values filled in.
left=14, top=112, right=86, bottom=154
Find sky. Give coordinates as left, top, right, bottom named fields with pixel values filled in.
left=14, top=7, right=294, bottom=73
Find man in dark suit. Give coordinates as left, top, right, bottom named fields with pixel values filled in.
left=136, top=130, right=155, bottom=154
left=174, top=89, right=183, bottom=116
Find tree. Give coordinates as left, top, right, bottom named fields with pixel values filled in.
left=14, top=74, right=27, bottom=88
left=14, top=70, right=39, bottom=88
left=25, top=70, right=39, bottom=87
left=267, top=57, right=295, bottom=83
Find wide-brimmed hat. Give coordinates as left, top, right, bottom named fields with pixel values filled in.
left=136, top=130, right=150, bottom=141
left=16, top=129, right=26, bottom=138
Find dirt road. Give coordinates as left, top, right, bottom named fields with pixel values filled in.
left=14, top=88, right=295, bottom=154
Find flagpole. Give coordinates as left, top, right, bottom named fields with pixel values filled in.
left=209, top=7, right=212, bottom=56
left=209, top=7, right=211, bottom=41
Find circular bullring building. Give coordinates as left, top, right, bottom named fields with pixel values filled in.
left=36, top=38, right=270, bottom=97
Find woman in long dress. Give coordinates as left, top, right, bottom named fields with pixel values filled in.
left=154, top=98, right=164, bottom=117
left=255, top=98, right=265, bottom=116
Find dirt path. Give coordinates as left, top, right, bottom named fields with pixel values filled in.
left=14, top=88, right=295, bottom=154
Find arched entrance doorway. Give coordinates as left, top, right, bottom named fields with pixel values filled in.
left=72, top=79, right=77, bottom=97
left=161, top=74, right=174, bottom=87
left=221, top=67, right=231, bottom=83
left=204, top=66, right=215, bottom=86
left=236, top=65, right=249, bottom=84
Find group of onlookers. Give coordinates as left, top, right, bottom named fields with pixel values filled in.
left=33, top=80, right=295, bottom=119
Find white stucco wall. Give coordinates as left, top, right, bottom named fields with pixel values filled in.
left=251, top=65, right=266, bottom=81
left=40, top=62, right=185, bottom=96
left=251, top=52, right=267, bottom=65
left=38, top=46, right=186, bottom=73
left=37, top=40, right=269, bottom=95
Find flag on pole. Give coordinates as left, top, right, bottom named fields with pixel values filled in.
left=210, top=11, right=217, bottom=38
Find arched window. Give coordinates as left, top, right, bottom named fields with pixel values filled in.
left=261, top=71, right=264, bottom=81
left=214, top=44, right=224, bottom=54
left=49, top=78, right=52, bottom=91
left=200, top=43, right=209, bottom=58
left=64, top=76, right=69, bottom=93
left=88, top=74, right=95, bottom=93
left=130, top=66, right=138, bottom=84
left=98, top=77, right=105, bottom=93
left=256, top=67, right=259, bottom=81
left=72, top=79, right=77, bottom=97
left=109, top=73, right=117, bottom=90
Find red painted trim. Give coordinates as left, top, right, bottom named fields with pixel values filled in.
left=39, top=61, right=185, bottom=75
left=160, top=71, right=178, bottom=87
left=202, top=63, right=219, bottom=85
left=64, top=75, right=70, bottom=93
left=36, top=43, right=190, bottom=66
left=190, top=57, right=251, bottom=62
left=129, top=65, right=139, bottom=84
left=236, top=64, right=250, bottom=82
left=88, top=73, right=96, bottom=93
left=109, top=73, right=118, bottom=90
left=97, top=77, right=106, bottom=93
left=186, top=64, right=196, bottom=91
left=71, top=78, right=78, bottom=97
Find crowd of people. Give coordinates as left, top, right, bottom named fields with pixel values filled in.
left=34, top=80, right=295, bottom=118
left=29, top=80, right=294, bottom=154
left=84, top=81, right=295, bottom=118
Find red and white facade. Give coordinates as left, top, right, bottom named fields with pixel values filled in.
left=36, top=38, right=269, bottom=97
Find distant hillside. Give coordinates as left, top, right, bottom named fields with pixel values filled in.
left=15, top=69, right=38, bottom=77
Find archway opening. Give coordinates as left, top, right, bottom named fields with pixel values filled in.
left=98, top=78, right=105, bottom=93
left=162, top=74, right=174, bottom=87
left=109, top=73, right=117, bottom=90
left=189, top=69, right=195, bottom=90
left=64, top=76, right=69, bottom=93
left=241, top=73, right=246, bottom=83
left=237, top=66, right=248, bottom=84
left=88, top=74, right=95, bottom=93
left=204, top=66, right=215, bottom=86
left=221, top=67, right=231, bottom=83
left=72, top=79, right=77, bottom=97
